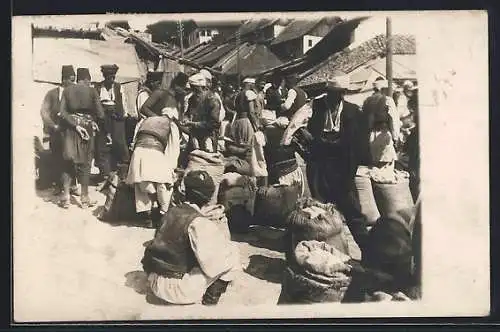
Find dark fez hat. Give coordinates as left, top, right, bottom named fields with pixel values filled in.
left=76, top=68, right=91, bottom=81
left=100, top=64, right=119, bottom=75
left=61, top=65, right=76, bottom=79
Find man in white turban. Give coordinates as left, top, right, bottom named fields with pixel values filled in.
left=181, top=73, right=222, bottom=153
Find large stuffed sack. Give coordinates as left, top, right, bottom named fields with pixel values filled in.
left=372, top=172, right=414, bottom=217
left=184, top=149, right=226, bottom=205
left=285, top=197, right=349, bottom=261
left=354, top=166, right=381, bottom=225
left=253, top=183, right=302, bottom=227
left=98, top=171, right=140, bottom=222
left=217, top=173, right=257, bottom=233
left=278, top=240, right=352, bottom=304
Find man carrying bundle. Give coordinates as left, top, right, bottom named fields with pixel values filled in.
left=142, top=170, right=241, bottom=305
left=58, top=68, right=106, bottom=209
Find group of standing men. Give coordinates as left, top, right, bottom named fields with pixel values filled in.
left=40, top=64, right=140, bottom=208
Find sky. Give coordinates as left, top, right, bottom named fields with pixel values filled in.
left=32, top=11, right=420, bottom=48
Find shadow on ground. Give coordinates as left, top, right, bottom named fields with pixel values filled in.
left=244, top=254, right=286, bottom=284
left=92, top=206, right=158, bottom=229
left=231, top=226, right=286, bottom=252
left=124, top=271, right=181, bottom=306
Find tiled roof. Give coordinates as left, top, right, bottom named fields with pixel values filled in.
left=299, top=34, right=416, bottom=86
left=218, top=44, right=283, bottom=76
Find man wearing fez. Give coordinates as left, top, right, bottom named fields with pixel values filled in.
left=94, top=64, right=129, bottom=181
left=40, top=65, right=79, bottom=195
left=59, top=68, right=106, bottom=209
left=181, top=73, right=222, bottom=153
left=304, top=73, right=369, bottom=252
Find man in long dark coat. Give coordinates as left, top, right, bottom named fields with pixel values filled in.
left=304, top=74, right=369, bottom=252
left=40, top=65, right=80, bottom=195
left=59, top=68, right=106, bottom=208
left=94, top=64, right=129, bottom=181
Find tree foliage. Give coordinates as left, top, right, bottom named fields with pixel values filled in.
left=146, top=20, right=197, bottom=46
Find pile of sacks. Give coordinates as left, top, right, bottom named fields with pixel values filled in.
left=354, top=165, right=414, bottom=225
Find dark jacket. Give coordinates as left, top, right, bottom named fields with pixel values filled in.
left=94, top=82, right=125, bottom=120
left=265, top=86, right=284, bottom=112
left=40, top=87, right=63, bottom=133
left=59, top=83, right=106, bottom=129
left=307, top=97, right=365, bottom=181
left=135, top=116, right=172, bottom=152
left=185, top=90, right=221, bottom=137
left=284, top=87, right=307, bottom=118
left=141, top=203, right=203, bottom=275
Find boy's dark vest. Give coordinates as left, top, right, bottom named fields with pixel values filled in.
left=135, top=116, right=171, bottom=151
left=94, top=82, right=125, bottom=120
left=142, top=204, right=204, bottom=275
left=282, top=87, right=307, bottom=118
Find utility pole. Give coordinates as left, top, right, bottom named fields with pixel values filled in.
left=178, top=20, right=184, bottom=58
left=236, top=29, right=241, bottom=88
left=386, top=17, right=393, bottom=97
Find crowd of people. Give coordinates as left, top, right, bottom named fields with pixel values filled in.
left=38, top=63, right=420, bottom=306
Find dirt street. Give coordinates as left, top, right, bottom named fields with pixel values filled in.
left=14, top=185, right=360, bottom=322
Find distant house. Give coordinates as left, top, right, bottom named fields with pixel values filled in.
left=270, top=17, right=343, bottom=61
left=187, top=21, right=241, bottom=47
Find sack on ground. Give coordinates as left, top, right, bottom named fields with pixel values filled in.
left=253, top=183, right=301, bottom=227
left=278, top=240, right=352, bottom=304
left=372, top=176, right=414, bottom=217
left=99, top=172, right=139, bottom=222
left=286, top=197, right=349, bottom=257
left=217, top=173, right=257, bottom=233
left=354, top=167, right=381, bottom=225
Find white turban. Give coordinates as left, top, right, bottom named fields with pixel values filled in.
left=373, top=79, right=389, bottom=90
left=199, top=69, right=212, bottom=81
left=243, top=77, right=256, bottom=84
left=188, top=73, right=207, bottom=87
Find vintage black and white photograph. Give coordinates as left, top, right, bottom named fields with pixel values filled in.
left=12, top=11, right=489, bottom=322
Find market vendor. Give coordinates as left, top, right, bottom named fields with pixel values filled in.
left=58, top=68, right=106, bottom=209
left=305, top=72, right=369, bottom=251
left=181, top=73, right=222, bottom=153
left=141, top=170, right=241, bottom=305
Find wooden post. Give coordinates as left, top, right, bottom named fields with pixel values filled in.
left=236, top=29, right=241, bottom=88
left=386, top=17, right=393, bottom=96
left=178, top=20, right=184, bottom=58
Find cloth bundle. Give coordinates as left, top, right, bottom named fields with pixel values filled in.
left=201, top=204, right=230, bottom=240
left=286, top=197, right=349, bottom=258
left=280, top=102, right=313, bottom=146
